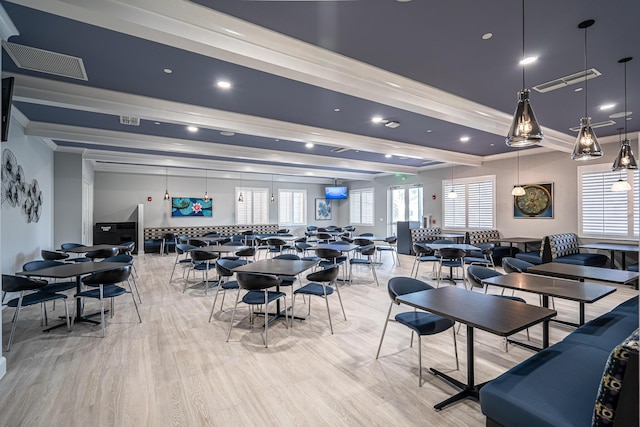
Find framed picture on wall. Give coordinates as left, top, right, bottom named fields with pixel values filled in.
left=513, top=183, right=554, bottom=218
left=315, top=198, right=332, bottom=220
left=171, top=197, right=212, bottom=217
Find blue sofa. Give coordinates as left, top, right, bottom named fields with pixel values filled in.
left=465, top=230, right=520, bottom=266
left=516, top=233, right=609, bottom=267
left=480, top=296, right=639, bottom=427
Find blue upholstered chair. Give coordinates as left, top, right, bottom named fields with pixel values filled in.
left=292, top=264, right=345, bottom=334
left=209, top=258, right=247, bottom=318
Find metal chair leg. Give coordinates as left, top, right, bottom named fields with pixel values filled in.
left=376, top=302, right=394, bottom=359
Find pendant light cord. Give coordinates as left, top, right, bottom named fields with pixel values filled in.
left=624, top=60, right=628, bottom=138
left=584, top=25, right=588, bottom=118
left=516, top=151, right=520, bottom=185
left=521, top=0, right=525, bottom=90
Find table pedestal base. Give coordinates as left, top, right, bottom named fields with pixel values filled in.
left=43, top=310, right=106, bottom=332
left=430, top=368, right=484, bottom=410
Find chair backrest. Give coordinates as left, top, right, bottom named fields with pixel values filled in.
left=216, top=259, right=246, bottom=277
left=277, top=229, right=290, bottom=234
left=236, top=272, right=281, bottom=291
left=438, top=247, right=465, bottom=259
left=502, top=257, right=534, bottom=274
left=86, top=248, right=120, bottom=260
left=478, top=243, right=495, bottom=254
left=315, top=248, right=342, bottom=260
left=23, top=260, right=64, bottom=271
left=191, top=250, right=218, bottom=262
left=189, top=238, right=208, bottom=247
left=273, top=254, right=301, bottom=260
left=61, top=242, right=85, bottom=250
left=341, top=236, right=354, bottom=243
left=41, top=249, right=69, bottom=261
left=176, top=243, right=196, bottom=254
left=241, top=230, right=256, bottom=236
left=295, top=242, right=312, bottom=252
left=306, top=225, right=318, bottom=232
left=163, top=232, right=178, bottom=240
left=236, top=247, right=256, bottom=257
left=119, top=241, right=135, bottom=255
left=267, top=237, right=287, bottom=247
left=306, top=264, right=340, bottom=282
left=359, top=233, right=374, bottom=237
left=316, top=232, right=333, bottom=240
left=360, top=244, right=376, bottom=256
left=387, top=277, right=432, bottom=302
left=413, top=243, right=434, bottom=256
left=354, top=238, right=374, bottom=246
left=102, top=254, right=134, bottom=264
left=467, top=265, right=502, bottom=288
left=82, top=265, right=132, bottom=286
left=203, top=232, right=220, bottom=238
left=2, top=274, right=48, bottom=292
left=384, top=236, right=398, bottom=244
left=294, top=236, right=307, bottom=243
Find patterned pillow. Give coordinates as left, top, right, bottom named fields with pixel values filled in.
left=592, top=328, right=639, bottom=426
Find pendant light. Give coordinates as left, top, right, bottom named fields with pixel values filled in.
left=238, top=172, right=244, bottom=202
left=203, top=169, right=209, bottom=202
left=270, top=174, right=275, bottom=203
left=505, top=0, right=543, bottom=147
left=511, top=150, right=526, bottom=196
left=611, top=57, right=637, bottom=171
left=163, top=167, right=170, bottom=201
left=611, top=128, right=632, bottom=192
left=447, top=164, right=457, bottom=199
left=571, top=20, right=603, bottom=160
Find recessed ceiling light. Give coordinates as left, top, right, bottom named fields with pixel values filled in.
left=385, top=154, right=392, bottom=158
left=482, top=32, right=493, bottom=40
left=474, top=110, right=492, bottom=117
left=575, top=87, right=583, bottom=92
left=396, top=0, right=412, bottom=2
left=154, top=122, right=160, bottom=125
left=609, top=111, right=632, bottom=118
left=187, top=126, right=198, bottom=132
left=220, top=131, right=235, bottom=136
left=490, top=143, right=495, bottom=146
left=216, top=81, right=231, bottom=89
left=275, top=139, right=280, bottom=142
left=460, top=136, right=470, bottom=142
left=426, top=129, right=432, bottom=133
left=386, top=82, right=401, bottom=88
left=334, top=108, right=341, bottom=112
left=306, top=142, right=314, bottom=148
left=372, top=117, right=384, bottom=123
left=163, top=68, right=173, bottom=74
left=224, top=28, right=242, bottom=36
left=599, top=103, right=616, bottom=110
left=519, top=56, right=538, bottom=65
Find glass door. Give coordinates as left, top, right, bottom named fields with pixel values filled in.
left=389, top=185, right=423, bottom=236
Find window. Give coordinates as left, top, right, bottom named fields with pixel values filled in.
left=389, top=185, right=423, bottom=235
left=442, top=175, right=495, bottom=229
left=278, top=189, right=306, bottom=225
left=578, top=164, right=637, bottom=238
left=350, top=188, right=374, bottom=225
left=236, top=187, right=268, bottom=224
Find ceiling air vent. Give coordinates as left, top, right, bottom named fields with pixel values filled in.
left=3, top=41, right=88, bottom=81
left=569, top=120, right=615, bottom=132
left=331, top=147, right=350, bottom=153
left=119, top=116, right=140, bottom=126
left=532, top=68, right=601, bottom=93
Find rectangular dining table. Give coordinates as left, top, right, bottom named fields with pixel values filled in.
left=482, top=272, right=617, bottom=330
left=490, top=237, right=540, bottom=252
left=397, top=287, right=556, bottom=410
left=527, top=262, right=639, bottom=289
left=579, top=242, right=640, bottom=270
left=61, top=244, right=128, bottom=254
left=232, top=259, right=318, bottom=320
left=17, top=261, right=129, bottom=331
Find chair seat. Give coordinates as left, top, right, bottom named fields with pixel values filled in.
left=242, top=290, right=286, bottom=305
left=76, top=284, right=127, bottom=299
left=440, top=260, right=464, bottom=267
left=294, top=282, right=335, bottom=297
left=350, top=258, right=373, bottom=265
left=221, top=256, right=241, bottom=261
left=178, top=258, right=192, bottom=264
left=221, top=280, right=239, bottom=290
left=41, top=281, right=77, bottom=293
left=464, top=256, right=492, bottom=265
left=395, top=311, right=454, bottom=335
left=376, top=246, right=394, bottom=251
left=417, top=255, right=439, bottom=262
left=279, top=276, right=296, bottom=286
left=193, top=263, right=216, bottom=271
left=6, top=291, right=67, bottom=307
left=319, top=260, right=343, bottom=268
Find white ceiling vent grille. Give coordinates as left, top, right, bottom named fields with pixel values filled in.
left=119, top=116, right=140, bottom=126
left=331, top=147, right=350, bottom=153
left=3, top=42, right=88, bottom=81
left=532, top=68, right=601, bottom=93
left=569, top=120, right=616, bottom=132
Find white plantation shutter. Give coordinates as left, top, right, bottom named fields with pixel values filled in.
left=350, top=188, right=374, bottom=225
left=279, top=189, right=306, bottom=225
left=634, top=170, right=639, bottom=237
left=581, top=170, right=628, bottom=237
left=443, top=176, right=494, bottom=229
left=236, top=187, right=268, bottom=225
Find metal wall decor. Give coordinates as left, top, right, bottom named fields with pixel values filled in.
left=1, top=148, right=43, bottom=223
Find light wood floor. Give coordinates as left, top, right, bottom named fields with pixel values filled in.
left=0, top=252, right=636, bottom=426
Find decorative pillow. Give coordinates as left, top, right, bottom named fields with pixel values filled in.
left=592, top=328, right=639, bottom=426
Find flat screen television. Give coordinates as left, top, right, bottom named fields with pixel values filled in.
left=1, top=77, right=14, bottom=142
left=325, top=186, right=348, bottom=199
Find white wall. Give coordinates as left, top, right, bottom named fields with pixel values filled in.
left=53, top=152, right=84, bottom=248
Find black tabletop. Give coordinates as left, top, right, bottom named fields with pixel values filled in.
left=579, top=242, right=640, bottom=252
left=309, top=243, right=359, bottom=252
left=190, top=245, right=248, bottom=253
left=492, top=237, right=541, bottom=244
left=482, top=273, right=617, bottom=303
left=17, top=261, right=129, bottom=279
left=396, top=286, right=556, bottom=337
left=61, top=244, right=127, bottom=254
left=232, top=259, right=317, bottom=276
left=527, top=263, right=640, bottom=285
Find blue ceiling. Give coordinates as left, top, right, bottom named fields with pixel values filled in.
left=1, top=0, right=638, bottom=179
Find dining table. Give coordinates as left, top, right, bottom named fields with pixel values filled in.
left=397, top=287, right=556, bottom=410
left=61, top=244, right=128, bottom=254
left=527, top=262, right=639, bottom=289
left=17, top=261, right=129, bottom=331
left=579, top=242, right=640, bottom=270
left=490, top=237, right=541, bottom=252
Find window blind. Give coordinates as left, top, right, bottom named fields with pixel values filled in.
left=581, top=171, right=628, bottom=236
left=236, top=187, right=268, bottom=225
left=278, top=189, right=306, bottom=225
left=350, top=188, right=374, bottom=225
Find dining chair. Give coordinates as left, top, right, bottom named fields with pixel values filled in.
left=315, top=248, right=347, bottom=281
left=266, top=237, right=289, bottom=257
left=272, top=254, right=301, bottom=289
left=160, top=232, right=178, bottom=255
left=466, top=265, right=530, bottom=352
left=295, top=242, right=321, bottom=262
left=21, top=260, right=76, bottom=295
left=61, top=242, right=91, bottom=262
left=118, top=241, right=138, bottom=277
left=226, top=272, right=287, bottom=348
left=376, top=236, right=400, bottom=266
left=348, top=244, right=379, bottom=286
left=464, top=243, right=496, bottom=269
left=41, top=249, right=69, bottom=262
left=291, top=264, right=345, bottom=334
left=103, top=254, right=142, bottom=304
left=502, top=257, right=553, bottom=308
left=436, top=247, right=467, bottom=288
left=185, top=250, right=218, bottom=294
left=86, top=247, right=119, bottom=261
left=170, top=243, right=197, bottom=283
left=411, top=243, right=439, bottom=279
left=75, top=265, right=141, bottom=338
left=376, top=276, right=458, bottom=387
left=209, top=258, right=247, bottom=318
left=2, top=274, right=71, bottom=351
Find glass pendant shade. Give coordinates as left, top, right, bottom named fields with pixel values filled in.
left=270, top=193, right=275, bottom=203
left=611, top=179, right=632, bottom=192
left=571, top=117, right=602, bottom=160
left=163, top=167, right=170, bottom=200
left=204, top=192, right=209, bottom=202
left=612, top=139, right=638, bottom=171
left=506, top=90, right=544, bottom=147
left=238, top=192, right=244, bottom=202
left=447, top=190, right=457, bottom=199
left=164, top=190, right=170, bottom=201
left=512, top=186, right=526, bottom=196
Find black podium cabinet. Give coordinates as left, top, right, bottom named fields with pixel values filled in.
left=397, top=221, right=420, bottom=255
left=93, top=222, right=138, bottom=254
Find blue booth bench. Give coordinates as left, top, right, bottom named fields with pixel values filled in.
left=516, top=233, right=609, bottom=267
left=480, top=296, right=638, bottom=427
left=464, top=230, right=520, bottom=266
